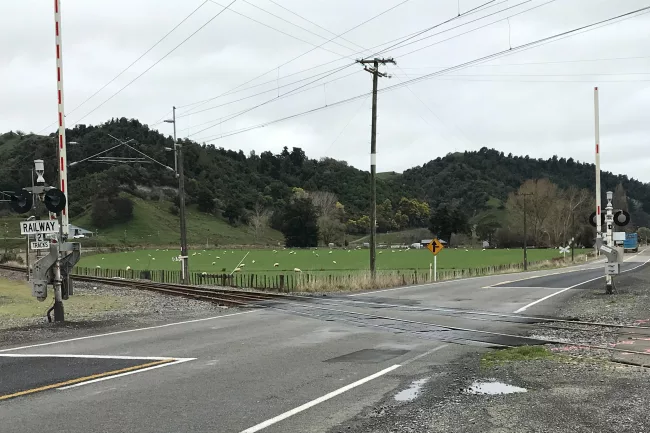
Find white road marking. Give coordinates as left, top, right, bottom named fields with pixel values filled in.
left=0, top=310, right=257, bottom=353
left=514, top=253, right=650, bottom=313
left=351, top=260, right=604, bottom=297
left=57, top=358, right=195, bottom=390
left=239, top=364, right=401, bottom=433
left=0, top=354, right=177, bottom=360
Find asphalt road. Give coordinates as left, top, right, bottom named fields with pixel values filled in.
left=0, top=249, right=648, bottom=433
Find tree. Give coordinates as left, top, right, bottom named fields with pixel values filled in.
left=281, top=197, right=319, bottom=248
left=112, top=197, right=134, bottom=224
left=249, top=203, right=271, bottom=242
left=91, top=199, right=115, bottom=229
left=223, top=202, right=243, bottom=225
left=475, top=216, right=501, bottom=244
left=639, top=227, right=650, bottom=245
left=318, top=216, right=345, bottom=245
left=506, top=179, right=558, bottom=246
left=197, top=187, right=215, bottom=213
left=613, top=182, right=629, bottom=212
left=428, top=206, right=470, bottom=245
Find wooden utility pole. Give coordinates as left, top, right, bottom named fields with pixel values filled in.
left=520, top=192, right=533, bottom=270
left=358, top=58, right=395, bottom=280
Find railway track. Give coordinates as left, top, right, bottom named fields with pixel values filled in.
left=2, top=263, right=649, bottom=359
left=0, top=264, right=287, bottom=307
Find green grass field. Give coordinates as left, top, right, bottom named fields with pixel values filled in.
left=77, top=247, right=587, bottom=274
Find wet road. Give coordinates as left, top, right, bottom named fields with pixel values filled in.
left=0, top=249, right=647, bottom=433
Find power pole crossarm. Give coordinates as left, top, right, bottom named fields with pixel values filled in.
left=357, top=58, right=396, bottom=281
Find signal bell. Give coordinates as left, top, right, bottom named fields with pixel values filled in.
left=10, top=192, right=33, bottom=214
left=44, top=188, right=66, bottom=214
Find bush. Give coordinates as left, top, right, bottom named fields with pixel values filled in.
left=0, top=251, right=23, bottom=264
left=169, top=205, right=179, bottom=216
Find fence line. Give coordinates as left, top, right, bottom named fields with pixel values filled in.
left=73, top=258, right=566, bottom=292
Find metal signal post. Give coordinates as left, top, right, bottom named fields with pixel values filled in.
left=358, top=58, right=395, bottom=280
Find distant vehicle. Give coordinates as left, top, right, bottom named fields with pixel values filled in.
left=623, top=233, right=638, bottom=253
left=72, top=234, right=85, bottom=239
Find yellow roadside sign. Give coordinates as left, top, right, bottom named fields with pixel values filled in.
left=427, top=238, right=444, bottom=256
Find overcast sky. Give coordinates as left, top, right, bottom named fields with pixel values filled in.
left=2, top=0, right=649, bottom=183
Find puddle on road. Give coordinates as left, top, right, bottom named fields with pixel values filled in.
left=465, top=380, right=527, bottom=395
left=394, top=378, right=429, bottom=402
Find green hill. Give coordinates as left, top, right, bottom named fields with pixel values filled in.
left=72, top=195, right=282, bottom=247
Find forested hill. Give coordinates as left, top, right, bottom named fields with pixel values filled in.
left=0, top=118, right=648, bottom=227
left=398, top=148, right=650, bottom=221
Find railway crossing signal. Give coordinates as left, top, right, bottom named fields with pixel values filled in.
left=8, top=160, right=82, bottom=322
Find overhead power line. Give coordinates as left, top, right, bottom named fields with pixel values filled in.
left=174, top=0, right=530, bottom=120
left=207, top=0, right=354, bottom=59
left=174, top=0, right=414, bottom=116
left=36, top=0, right=210, bottom=134
left=69, top=0, right=239, bottom=127
left=389, top=0, right=559, bottom=59
left=194, top=5, right=650, bottom=143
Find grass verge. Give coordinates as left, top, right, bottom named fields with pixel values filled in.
left=0, top=278, right=125, bottom=329
left=481, top=346, right=555, bottom=368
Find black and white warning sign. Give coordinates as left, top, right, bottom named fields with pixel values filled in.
left=20, top=220, right=58, bottom=235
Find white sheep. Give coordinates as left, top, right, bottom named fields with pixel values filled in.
left=465, top=249, right=469, bottom=252
left=96, top=265, right=101, bottom=268
left=273, top=263, right=279, bottom=267
left=252, top=260, right=256, bottom=264
left=332, top=260, right=337, bottom=264
left=329, top=251, right=333, bottom=254
left=136, top=259, right=140, bottom=261
left=152, top=258, right=156, bottom=260
left=234, top=267, right=242, bottom=273
left=201, top=272, right=207, bottom=276
left=212, top=262, right=216, bottom=265
left=379, top=251, right=383, bottom=254
left=126, top=266, right=131, bottom=270
left=216, top=256, right=220, bottom=259
left=294, top=268, right=302, bottom=272
left=316, top=253, right=319, bottom=257
left=239, top=263, right=245, bottom=267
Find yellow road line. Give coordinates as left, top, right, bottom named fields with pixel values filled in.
left=0, top=359, right=171, bottom=401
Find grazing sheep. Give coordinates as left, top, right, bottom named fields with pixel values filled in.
left=216, top=256, right=220, bottom=259
left=126, top=266, right=131, bottom=271
left=252, top=260, right=256, bottom=264
left=316, top=254, right=319, bottom=257
left=465, top=249, right=469, bottom=252
left=239, top=263, right=245, bottom=267
left=201, top=272, right=207, bottom=276
left=329, top=251, right=333, bottom=254
left=332, top=261, right=337, bottom=264
left=96, top=265, right=101, bottom=268
left=152, top=258, right=156, bottom=260
left=379, top=251, right=383, bottom=254
left=273, top=263, right=279, bottom=267
left=234, top=267, right=242, bottom=273
left=294, top=268, right=302, bottom=272
left=136, top=259, right=140, bottom=261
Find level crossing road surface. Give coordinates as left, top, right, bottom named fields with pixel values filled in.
left=1, top=249, right=648, bottom=433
